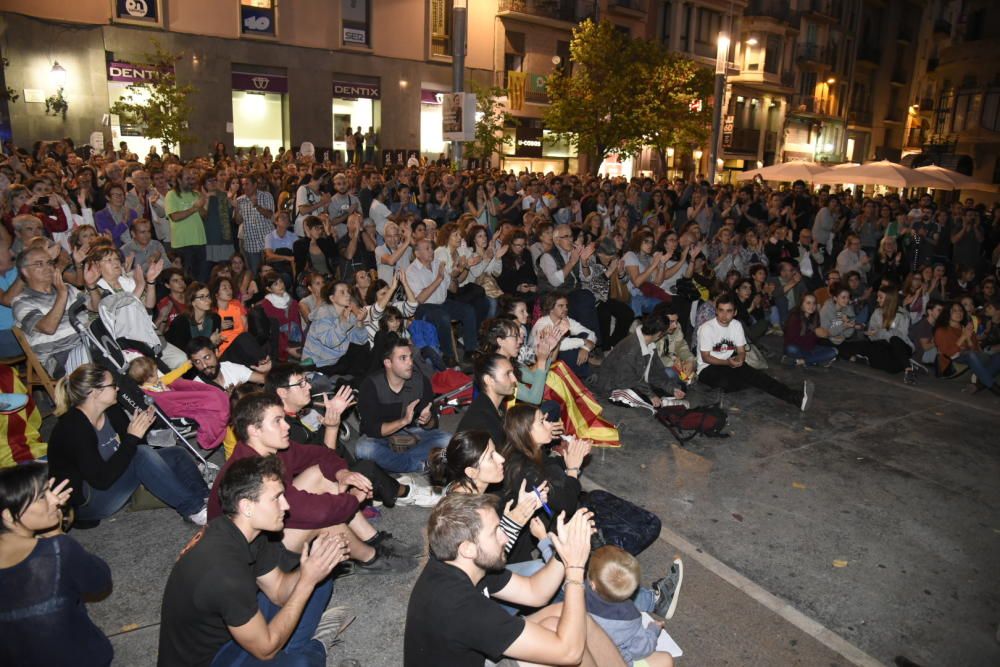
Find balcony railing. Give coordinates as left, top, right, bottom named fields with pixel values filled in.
left=497, top=0, right=595, bottom=24
left=796, top=43, right=835, bottom=66
left=799, top=0, right=839, bottom=20
left=745, top=0, right=791, bottom=21
left=793, top=94, right=837, bottom=116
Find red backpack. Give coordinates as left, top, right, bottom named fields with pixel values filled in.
left=655, top=403, right=729, bottom=444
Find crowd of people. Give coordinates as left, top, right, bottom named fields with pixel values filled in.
left=1, top=133, right=999, bottom=666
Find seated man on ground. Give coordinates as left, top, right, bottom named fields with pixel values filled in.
left=590, top=311, right=686, bottom=406
left=266, top=363, right=440, bottom=508
left=207, top=392, right=418, bottom=574
left=158, top=456, right=353, bottom=667
left=696, top=292, right=814, bottom=411
left=404, top=493, right=626, bottom=667
left=12, top=245, right=100, bottom=377
left=356, top=334, right=452, bottom=474
left=184, top=336, right=270, bottom=392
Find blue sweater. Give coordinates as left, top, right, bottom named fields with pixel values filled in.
left=0, top=535, right=113, bottom=666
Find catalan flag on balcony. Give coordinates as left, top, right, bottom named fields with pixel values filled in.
left=508, top=71, right=527, bottom=111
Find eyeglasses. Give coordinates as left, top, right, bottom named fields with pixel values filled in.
left=554, top=235, right=571, bottom=240
left=283, top=378, right=309, bottom=388
left=94, top=382, right=117, bottom=390
left=193, top=293, right=211, bottom=300
left=23, top=259, right=58, bottom=269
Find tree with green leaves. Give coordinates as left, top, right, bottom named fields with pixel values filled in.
left=110, top=40, right=195, bottom=152
left=544, top=19, right=657, bottom=173
left=626, top=49, right=714, bottom=176
left=464, top=81, right=516, bottom=167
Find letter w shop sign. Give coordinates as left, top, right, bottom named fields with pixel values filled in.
left=232, top=72, right=288, bottom=94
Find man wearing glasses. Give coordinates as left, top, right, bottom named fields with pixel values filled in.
left=12, top=245, right=101, bottom=377
left=537, top=223, right=601, bottom=345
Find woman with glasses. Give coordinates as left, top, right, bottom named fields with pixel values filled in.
left=93, top=183, right=136, bottom=248
left=165, top=281, right=221, bottom=353
left=497, top=229, right=538, bottom=299
left=46, top=363, right=208, bottom=525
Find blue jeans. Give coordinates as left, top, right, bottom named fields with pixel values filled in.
left=630, top=293, right=660, bottom=317
left=955, top=350, right=1000, bottom=388
left=355, top=427, right=452, bottom=473
left=416, top=300, right=478, bottom=358
left=78, top=445, right=207, bottom=520
left=0, top=329, right=22, bottom=357
left=211, top=579, right=334, bottom=666
left=557, top=349, right=591, bottom=379
left=784, top=343, right=838, bottom=366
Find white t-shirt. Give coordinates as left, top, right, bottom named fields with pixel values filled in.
left=696, top=318, right=747, bottom=373
left=193, top=361, right=252, bottom=389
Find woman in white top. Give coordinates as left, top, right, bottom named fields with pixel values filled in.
left=529, top=291, right=597, bottom=380
left=621, top=229, right=665, bottom=317
left=458, top=224, right=505, bottom=318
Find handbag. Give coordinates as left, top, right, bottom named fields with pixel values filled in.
left=584, top=490, right=661, bottom=556
left=476, top=272, right=505, bottom=299
left=388, top=431, right=418, bottom=452
left=744, top=344, right=768, bottom=369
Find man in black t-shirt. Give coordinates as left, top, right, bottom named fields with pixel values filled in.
left=356, top=336, right=452, bottom=473
left=404, top=493, right=625, bottom=667
left=158, top=456, right=351, bottom=667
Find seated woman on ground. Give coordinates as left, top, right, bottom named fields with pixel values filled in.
left=0, top=463, right=113, bottom=667
left=46, top=363, right=209, bottom=525
left=479, top=316, right=565, bottom=420
left=782, top=293, right=837, bottom=367
left=258, top=273, right=303, bottom=362
left=302, top=280, right=370, bottom=379
left=528, top=291, right=597, bottom=380
left=735, top=278, right=769, bottom=344
left=934, top=301, right=1000, bottom=394
left=839, top=284, right=914, bottom=374
left=211, top=274, right=249, bottom=355
left=500, top=403, right=590, bottom=565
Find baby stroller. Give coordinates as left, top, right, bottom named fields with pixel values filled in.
left=68, top=299, right=220, bottom=485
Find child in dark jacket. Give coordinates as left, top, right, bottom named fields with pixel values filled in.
left=586, top=545, right=677, bottom=667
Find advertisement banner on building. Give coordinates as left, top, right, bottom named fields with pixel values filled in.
left=240, top=1, right=276, bottom=38
left=333, top=80, right=380, bottom=100
left=513, top=127, right=543, bottom=158
left=382, top=149, right=420, bottom=167
left=113, top=0, right=162, bottom=27
left=106, top=60, right=172, bottom=84
left=231, top=71, right=288, bottom=94
left=722, top=115, right=735, bottom=149
left=443, top=93, right=476, bottom=141
left=343, top=28, right=367, bottom=46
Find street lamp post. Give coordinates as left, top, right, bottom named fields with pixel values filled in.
left=452, top=0, right=467, bottom=169
left=708, top=33, right=729, bottom=184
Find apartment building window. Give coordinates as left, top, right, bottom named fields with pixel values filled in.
left=556, top=40, right=571, bottom=73
left=660, top=1, right=672, bottom=45
left=504, top=31, right=525, bottom=85
left=695, top=8, right=721, bottom=45
left=679, top=4, right=691, bottom=52
left=431, top=0, right=454, bottom=57
left=982, top=91, right=1000, bottom=132
left=952, top=93, right=971, bottom=132
left=342, top=0, right=370, bottom=47
left=764, top=35, right=781, bottom=74
left=240, top=0, right=277, bottom=38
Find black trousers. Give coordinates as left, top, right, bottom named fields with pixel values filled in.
left=597, top=298, right=635, bottom=351
left=837, top=337, right=911, bottom=374
left=316, top=342, right=371, bottom=380
left=698, top=363, right=801, bottom=406
left=349, top=458, right=401, bottom=507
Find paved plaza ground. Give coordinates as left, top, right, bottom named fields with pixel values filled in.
left=65, top=344, right=1000, bottom=666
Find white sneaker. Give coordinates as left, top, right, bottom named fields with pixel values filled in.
left=186, top=506, right=208, bottom=526
left=395, top=484, right=443, bottom=508
left=395, top=473, right=431, bottom=488
left=801, top=380, right=814, bottom=412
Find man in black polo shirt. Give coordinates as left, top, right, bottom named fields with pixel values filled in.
left=404, top=494, right=625, bottom=667
left=456, top=353, right=517, bottom=447
left=266, top=363, right=440, bottom=507
left=158, top=456, right=351, bottom=666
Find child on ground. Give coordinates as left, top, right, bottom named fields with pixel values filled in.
left=586, top=545, right=679, bottom=667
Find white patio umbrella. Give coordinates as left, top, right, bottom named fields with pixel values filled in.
left=735, top=160, right=830, bottom=182
left=812, top=160, right=952, bottom=188
left=914, top=165, right=999, bottom=192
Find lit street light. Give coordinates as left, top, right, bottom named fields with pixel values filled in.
left=708, top=33, right=729, bottom=184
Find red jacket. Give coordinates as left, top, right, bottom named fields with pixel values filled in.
left=207, top=440, right=357, bottom=530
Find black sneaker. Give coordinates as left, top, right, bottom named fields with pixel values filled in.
left=651, top=558, right=684, bottom=619
left=367, top=530, right=422, bottom=558
left=355, top=551, right=418, bottom=575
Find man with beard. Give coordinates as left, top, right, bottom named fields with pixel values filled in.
left=404, top=494, right=626, bottom=667
left=456, top=353, right=518, bottom=449
left=185, top=336, right=269, bottom=391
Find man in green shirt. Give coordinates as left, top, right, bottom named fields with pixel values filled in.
left=166, top=167, right=209, bottom=281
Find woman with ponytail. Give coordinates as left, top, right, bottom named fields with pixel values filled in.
left=46, top=363, right=208, bottom=525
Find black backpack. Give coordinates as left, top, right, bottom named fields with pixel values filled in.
left=655, top=402, right=729, bottom=444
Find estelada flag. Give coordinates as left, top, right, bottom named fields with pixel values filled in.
left=508, top=71, right=527, bottom=111
left=0, top=366, right=47, bottom=467
left=542, top=361, right=621, bottom=448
